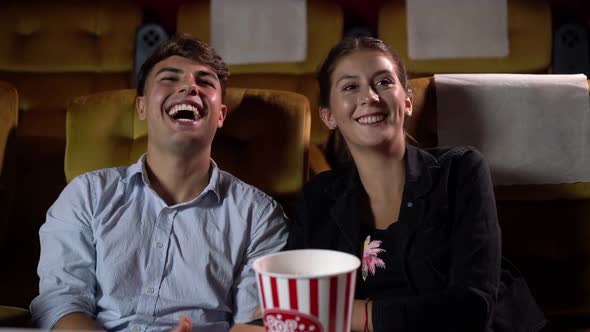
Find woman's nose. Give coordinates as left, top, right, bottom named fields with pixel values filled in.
left=360, top=86, right=379, bottom=104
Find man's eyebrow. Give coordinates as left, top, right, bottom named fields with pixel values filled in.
left=195, top=70, right=219, bottom=81
left=155, top=67, right=183, bottom=75
left=155, top=68, right=219, bottom=81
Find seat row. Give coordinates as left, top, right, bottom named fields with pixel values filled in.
left=7, top=0, right=589, bottom=330
left=2, top=74, right=590, bottom=329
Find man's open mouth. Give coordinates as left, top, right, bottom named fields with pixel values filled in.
left=166, top=103, right=204, bottom=122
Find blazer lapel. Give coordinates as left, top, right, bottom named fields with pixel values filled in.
left=324, top=145, right=441, bottom=261
left=328, top=167, right=362, bottom=257
left=398, top=144, right=441, bottom=265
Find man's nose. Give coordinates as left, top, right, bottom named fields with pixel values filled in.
left=179, top=83, right=198, bottom=96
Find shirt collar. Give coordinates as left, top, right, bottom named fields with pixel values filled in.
left=122, top=154, right=222, bottom=203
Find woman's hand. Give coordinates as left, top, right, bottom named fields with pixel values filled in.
left=171, top=315, right=192, bottom=332
left=351, top=299, right=372, bottom=332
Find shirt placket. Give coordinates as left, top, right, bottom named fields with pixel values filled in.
left=134, top=206, right=177, bottom=330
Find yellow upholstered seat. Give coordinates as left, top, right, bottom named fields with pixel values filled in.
left=65, top=87, right=311, bottom=206
left=0, top=83, right=29, bottom=327
left=379, top=0, right=552, bottom=75
left=0, top=0, right=142, bottom=308
left=176, top=0, right=343, bottom=174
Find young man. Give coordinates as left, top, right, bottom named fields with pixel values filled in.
left=30, top=34, right=288, bottom=332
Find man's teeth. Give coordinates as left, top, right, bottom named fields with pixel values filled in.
left=357, top=114, right=385, bottom=124
left=168, top=104, right=201, bottom=119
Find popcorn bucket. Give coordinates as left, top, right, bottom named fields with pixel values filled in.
left=253, top=249, right=361, bottom=332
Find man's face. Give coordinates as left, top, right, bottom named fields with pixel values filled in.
left=136, top=55, right=227, bottom=156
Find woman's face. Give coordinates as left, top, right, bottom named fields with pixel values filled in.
left=320, top=50, right=412, bottom=151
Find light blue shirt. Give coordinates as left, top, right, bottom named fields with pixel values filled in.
left=30, top=156, right=288, bottom=332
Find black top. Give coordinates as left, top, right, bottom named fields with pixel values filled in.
left=357, top=223, right=412, bottom=301
left=287, top=144, right=546, bottom=332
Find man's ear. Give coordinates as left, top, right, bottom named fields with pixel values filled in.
left=217, top=104, right=228, bottom=128
left=136, top=96, right=146, bottom=120
left=319, top=107, right=336, bottom=129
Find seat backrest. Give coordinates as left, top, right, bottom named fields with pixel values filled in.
left=176, top=0, right=342, bottom=149
left=379, top=0, right=552, bottom=75
left=0, top=1, right=141, bottom=172
left=408, top=76, right=590, bottom=200
left=65, top=87, right=311, bottom=200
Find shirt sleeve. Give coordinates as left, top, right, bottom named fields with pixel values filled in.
left=372, top=148, right=501, bottom=332
left=29, top=174, right=98, bottom=328
left=231, top=198, right=289, bottom=324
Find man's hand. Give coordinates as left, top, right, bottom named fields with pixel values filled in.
left=252, top=306, right=263, bottom=320
left=171, top=315, right=192, bottom=332
left=229, top=323, right=265, bottom=332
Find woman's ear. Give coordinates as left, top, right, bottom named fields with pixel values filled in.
left=319, top=107, right=337, bottom=130
left=404, top=94, right=414, bottom=117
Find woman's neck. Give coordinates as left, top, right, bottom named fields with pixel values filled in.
left=351, top=140, right=406, bottom=229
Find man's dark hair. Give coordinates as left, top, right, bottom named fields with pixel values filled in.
left=136, top=33, right=230, bottom=97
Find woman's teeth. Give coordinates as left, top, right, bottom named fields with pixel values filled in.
left=357, top=114, right=385, bottom=124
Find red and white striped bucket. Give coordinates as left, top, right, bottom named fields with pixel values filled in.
left=253, top=249, right=360, bottom=332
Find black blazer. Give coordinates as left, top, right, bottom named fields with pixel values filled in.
left=287, top=144, right=546, bottom=332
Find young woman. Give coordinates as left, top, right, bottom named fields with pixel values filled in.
left=287, top=37, right=546, bottom=332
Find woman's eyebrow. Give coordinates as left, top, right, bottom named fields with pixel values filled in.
left=373, top=69, right=393, bottom=77
left=335, top=75, right=358, bottom=85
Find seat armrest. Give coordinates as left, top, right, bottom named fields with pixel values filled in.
left=0, top=81, right=18, bottom=175
left=0, top=306, right=31, bottom=327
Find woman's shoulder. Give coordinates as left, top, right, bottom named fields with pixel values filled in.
left=421, top=145, right=487, bottom=168
left=417, top=145, right=492, bottom=191
left=302, top=162, right=356, bottom=198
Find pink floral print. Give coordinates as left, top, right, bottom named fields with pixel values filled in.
left=362, top=235, right=386, bottom=281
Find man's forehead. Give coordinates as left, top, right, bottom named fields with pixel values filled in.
left=152, top=55, right=217, bottom=77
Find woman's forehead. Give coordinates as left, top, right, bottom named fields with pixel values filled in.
left=332, top=51, right=396, bottom=78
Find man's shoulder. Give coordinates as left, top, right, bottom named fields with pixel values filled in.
left=69, top=165, right=138, bottom=189
left=217, top=169, right=276, bottom=206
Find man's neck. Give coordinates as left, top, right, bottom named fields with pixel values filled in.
left=145, top=149, right=212, bottom=206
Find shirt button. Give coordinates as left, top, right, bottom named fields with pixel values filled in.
left=156, top=242, right=163, bottom=248
left=147, top=287, right=155, bottom=294
left=132, top=326, right=141, bottom=332
left=407, top=202, right=413, bottom=207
